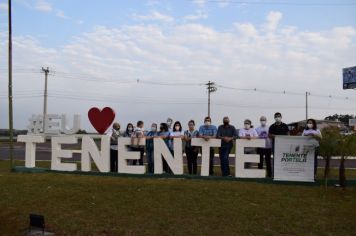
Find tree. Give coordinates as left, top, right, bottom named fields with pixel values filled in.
left=319, top=128, right=356, bottom=189
left=324, top=114, right=355, bottom=126
left=319, top=128, right=340, bottom=188
left=337, top=134, right=356, bottom=189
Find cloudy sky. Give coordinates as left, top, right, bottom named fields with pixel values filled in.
left=0, top=0, right=355, bottom=132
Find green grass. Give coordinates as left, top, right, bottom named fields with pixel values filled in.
left=1, top=161, right=356, bottom=236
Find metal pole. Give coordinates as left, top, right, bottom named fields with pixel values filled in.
left=42, top=67, right=49, bottom=132
left=206, top=81, right=217, bottom=118
left=8, top=0, right=14, bottom=170
left=305, top=91, right=308, bottom=121
left=208, top=81, right=211, bottom=117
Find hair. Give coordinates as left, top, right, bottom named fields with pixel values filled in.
left=160, top=123, right=168, bottom=132
left=274, top=112, right=282, bottom=117
left=113, top=122, right=120, bottom=129
left=188, top=120, right=195, bottom=125
left=126, top=123, right=133, bottom=133
left=306, top=119, right=317, bottom=130
left=204, top=116, right=211, bottom=121
left=244, top=119, right=252, bottom=125
left=173, top=121, right=182, bottom=132
left=137, top=120, right=144, bottom=127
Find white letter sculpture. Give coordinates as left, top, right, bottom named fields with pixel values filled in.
left=51, top=136, right=78, bottom=171
left=235, top=139, right=265, bottom=178
left=81, top=135, right=110, bottom=172
left=118, top=137, right=145, bottom=174
left=191, top=138, right=221, bottom=176
left=17, top=135, right=45, bottom=168
left=154, top=138, right=183, bottom=175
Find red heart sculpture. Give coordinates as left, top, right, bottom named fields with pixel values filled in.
left=88, top=107, right=116, bottom=134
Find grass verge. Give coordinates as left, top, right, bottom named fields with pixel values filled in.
left=0, top=160, right=356, bottom=236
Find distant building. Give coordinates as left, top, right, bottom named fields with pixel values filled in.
left=287, top=120, right=346, bottom=136
left=0, top=129, right=28, bottom=136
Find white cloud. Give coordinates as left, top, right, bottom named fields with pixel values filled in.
left=132, top=11, right=174, bottom=23
left=183, top=10, right=208, bottom=21
left=1, top=11, right=355, bottom=130
left=34, top=0, right=52, bottom=12
left=264, top=11, right=283, bottom=31
left=192, top=0, right=206, bottom=7
left=218, top=1, right=230, bottom=8
left=56, top=9, right=70, bottom=19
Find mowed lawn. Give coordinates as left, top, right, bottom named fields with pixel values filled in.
left=0, top=161, right=356, bottom=236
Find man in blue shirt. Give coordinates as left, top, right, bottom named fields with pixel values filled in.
left=199, top=116, right=218, bottom=175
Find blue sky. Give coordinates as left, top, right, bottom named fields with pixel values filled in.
left=0, top=0, right=356, bottom=130
left=5, top=0, right=356, bottom=48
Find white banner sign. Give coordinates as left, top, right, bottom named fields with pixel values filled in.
left=274, top=136, right=317, bottom=182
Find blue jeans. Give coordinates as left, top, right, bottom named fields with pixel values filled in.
left=219, top=145, right=232, bottom=176
left=146, top=149, right=154, bottom=173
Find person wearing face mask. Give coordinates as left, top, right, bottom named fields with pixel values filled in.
left=131, top=121, right=145, bottom=166
left=184, top=120, right=199, bottom=175
left=238, top=119, right=258, bottom=140
left=256, top=116, right=272, bottom=177
left=157, top=123, right=172, bottom=173
left=107, top=122, right=122, bottom=172
left=123, top=123, right=134, bottom=165
left=167, top=118, right=173, bottom=132
left=145, top=123, right=158, bottom=174
left=302, top=119, right=322, bottom=178
left=169, top=121, right=184, bottom=153
left=239, top=120, right=259, bottom=169
left=217, top=117, right=237, bottom=176
left=268, top=112, right=289, bottom=150
left=198, top=116, right=218, bottom=176
left=124, top=123, right=134, bottom=137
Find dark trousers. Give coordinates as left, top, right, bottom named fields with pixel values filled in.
left=257, top=148, right=272, bottom=177
left=219, top=145, right=232, bottom=176
left=315, top=147, right=319, bottom=178
left=110, top=148, right=118, bottom=172
left=186, top=147, right=198, bottom=175
left=132, top=147, right=144, bottom=165
left=209, top=147, right=215, bottom=175
left=146, top=148, right=154, bottom=173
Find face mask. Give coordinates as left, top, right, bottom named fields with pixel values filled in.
left=244, top=124, right=251, bottom=129
left=260, top=121, right=266, bottom=126
left=275, top=117, right=282, bottom=123
left=128, top=127, right=133, bottom=132
left=175, top=126, right=180, bottom=131
left=205, top=121, right=211, bottom=126
left=151, top=127, right=157, bottom=132
left=307, top=123, right=313, bottom=129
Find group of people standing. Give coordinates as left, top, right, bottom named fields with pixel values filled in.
left=107, top=112, right=322, bottom=177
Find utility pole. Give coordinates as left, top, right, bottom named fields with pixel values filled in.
left=206, top=81, right=217, bottom=117
left=305, top=91, right=309, bottom=121
left=8, top=0, right=14, bottom=169
left=42, top=67, right=50, bottom=132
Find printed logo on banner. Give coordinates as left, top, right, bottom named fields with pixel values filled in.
left=274, top=136, right=317, bottom=182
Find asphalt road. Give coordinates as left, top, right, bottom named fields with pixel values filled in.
left=1, top=142, right=355, bottom=168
